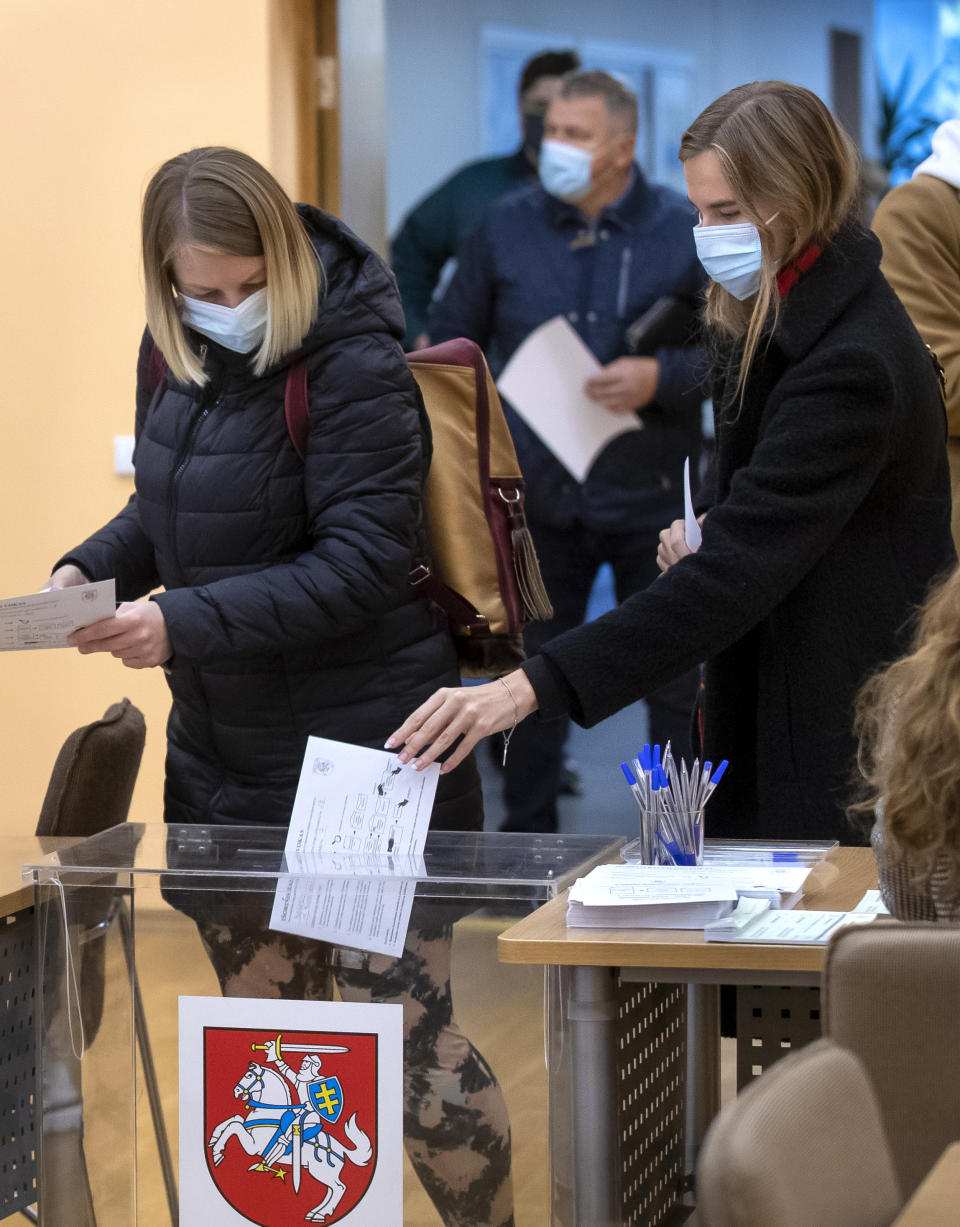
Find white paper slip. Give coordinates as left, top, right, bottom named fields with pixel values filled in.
left=271, top=872, right=416, bottom=958
left=851, top=890, right=890, bottom=915
left=704, top=901, right=877, bottom=944
left=683, top=456, right=702, bottom=550
left=497, top=315, right=643, bottom=482
left=0, top=579, right=116, bottom=650
left=285, top=736, right=438, bottom=860
left=270, top=737, right=439, bottom=957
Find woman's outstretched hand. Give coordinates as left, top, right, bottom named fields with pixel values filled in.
left=386, top=670, right=539, bottom=773
left=67, top=599, right=172, bottom=669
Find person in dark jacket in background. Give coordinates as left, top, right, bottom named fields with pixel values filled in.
left=429, top=69, right=706, bottom=834
left=46, top=147, right=513, bottom=1227
left=391, top=47, right=580, bottom=350
left=388, top=81, right=956, bottom=848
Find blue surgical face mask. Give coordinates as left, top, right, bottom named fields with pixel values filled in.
left=538, top=139, right=594, bottom=202
left=692, top=215, right=779, bottom=301
left=178, top=286, right=268, bottom=353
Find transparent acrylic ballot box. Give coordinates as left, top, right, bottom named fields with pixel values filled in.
left=25, top=823, right=622, bottom=1227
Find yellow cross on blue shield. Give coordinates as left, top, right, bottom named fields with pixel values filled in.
left=308, top=1076, right=344, bottom=1124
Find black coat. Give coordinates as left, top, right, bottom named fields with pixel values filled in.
left=525, top=226, right=955, bottom=842
left=58, top=206, right=460, bottom=826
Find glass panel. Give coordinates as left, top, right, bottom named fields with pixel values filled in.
left=30, top=826, right=621, bottom=1226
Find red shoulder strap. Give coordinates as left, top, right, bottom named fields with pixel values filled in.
left=147, top=339, right=168, bottom=393
left=284, top=361, right=310, bottom=459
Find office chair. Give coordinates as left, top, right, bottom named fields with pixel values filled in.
left=694, top=1038, right=902, bottom=1227
left=823, top=920, right=960, bottom=1202
left=27, top=699, right=176, bottom=1226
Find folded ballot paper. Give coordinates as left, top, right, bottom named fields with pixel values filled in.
left=566, top=863, right=811, bottom=930
left=703, top=895, right=878, bottom=944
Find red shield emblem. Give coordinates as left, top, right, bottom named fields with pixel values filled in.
left=203, top=1027, right=378, bottom=1226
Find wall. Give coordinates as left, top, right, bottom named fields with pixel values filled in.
left=384, top=0, right=877, bottom=233
left=337, top=0, right=389, bottom=256
left=0, top=0, right=312, bottom=836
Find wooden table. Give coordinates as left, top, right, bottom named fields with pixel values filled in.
left=497, top=848, right=878, bottom=1227
left=891, top=1140, right=960, bottom=1226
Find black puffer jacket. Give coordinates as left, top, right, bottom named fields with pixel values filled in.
left=57, top=206, right=460, bottom=825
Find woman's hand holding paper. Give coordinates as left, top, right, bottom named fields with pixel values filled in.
left=68, top=599, right=171, bottom=669
left=657, top=514, right=706, bottom=573
left=43, top=564, right=89, bottom=590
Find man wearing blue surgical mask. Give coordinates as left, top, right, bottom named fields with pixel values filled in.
left=429, top=69, right=707, bottom=834
left=391, top=48, right=580, bottom=350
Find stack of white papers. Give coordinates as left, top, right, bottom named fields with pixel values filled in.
left=566, top=863, right=811, bottom=930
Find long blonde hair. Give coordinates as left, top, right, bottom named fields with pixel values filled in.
left=678, top=81, right=859, bottom=411
left=142, top=147, right=321, bottom=386
left=854, top=565, right=960, bottom=896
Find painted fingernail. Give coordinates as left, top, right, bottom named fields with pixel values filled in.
left=384, top=737, right=396, bottom=749
left=412, top=759, right=423, bottom=771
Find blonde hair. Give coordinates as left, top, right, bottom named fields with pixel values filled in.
left=678, top=81, right=859, bottom=412
left=853, top=565, right=960, bottom=897
left=142, top=146, right=321, bottom=386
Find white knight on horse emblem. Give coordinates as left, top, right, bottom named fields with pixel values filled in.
left=207, top=1034, right=373, bottom=1223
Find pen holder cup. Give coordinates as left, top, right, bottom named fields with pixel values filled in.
left=639, top=809, right=704, bottom=866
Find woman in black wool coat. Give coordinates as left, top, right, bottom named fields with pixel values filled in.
left=390, top=80, right=956, bottom=847
left=47, top=147, right=513, bottom=1227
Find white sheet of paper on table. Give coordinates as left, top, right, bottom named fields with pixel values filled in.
left=497, top=315, right=643, bottom=483
left=270, top=737, right=440, bottom=957
left=0, top=579, right=116, bottom=650
left=683, top=456, right=702, bottom=550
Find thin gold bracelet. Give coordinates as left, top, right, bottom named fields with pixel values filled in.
left=498, top=675, right=520, bottom=765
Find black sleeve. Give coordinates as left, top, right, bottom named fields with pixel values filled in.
left=535, top=346, right=897, bottom=726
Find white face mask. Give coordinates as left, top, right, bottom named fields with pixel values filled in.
left=692, top=221, right=763, bottom=300
left=692, top=214, right=780, bottom=301
left=538, top=139, right=594, bottom=202
left=178, top=286, right=268, bottom=353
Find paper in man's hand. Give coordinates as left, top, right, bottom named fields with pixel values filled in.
left=498, top=316, right=643, bottom=482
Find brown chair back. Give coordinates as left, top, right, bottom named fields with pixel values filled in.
left=37, top=698, right=146, bottom=838
left=695, top=1038, right=901, bottom=1227
left=823, top=920, right=960, bottom=1199
left=36, top=698, right=146, bottom=1040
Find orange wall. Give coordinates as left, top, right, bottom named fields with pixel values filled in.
left=0, top=0, right=314, bottom=834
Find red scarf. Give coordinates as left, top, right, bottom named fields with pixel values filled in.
left=777, top=244, right=821, bottom=296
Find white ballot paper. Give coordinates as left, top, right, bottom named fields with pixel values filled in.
left=0, top=579, right=116, bottom=650
left=498, top=315, right=643, bottom=482
left=270, top=738, right=440, bottom=957
left=683, top=456, right=702, bottom=550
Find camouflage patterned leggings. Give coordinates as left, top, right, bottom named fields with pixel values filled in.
left=196, top=910, right=514, bottom=1227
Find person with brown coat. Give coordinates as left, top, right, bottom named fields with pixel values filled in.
left=873, top=118, right=960, bottom=549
